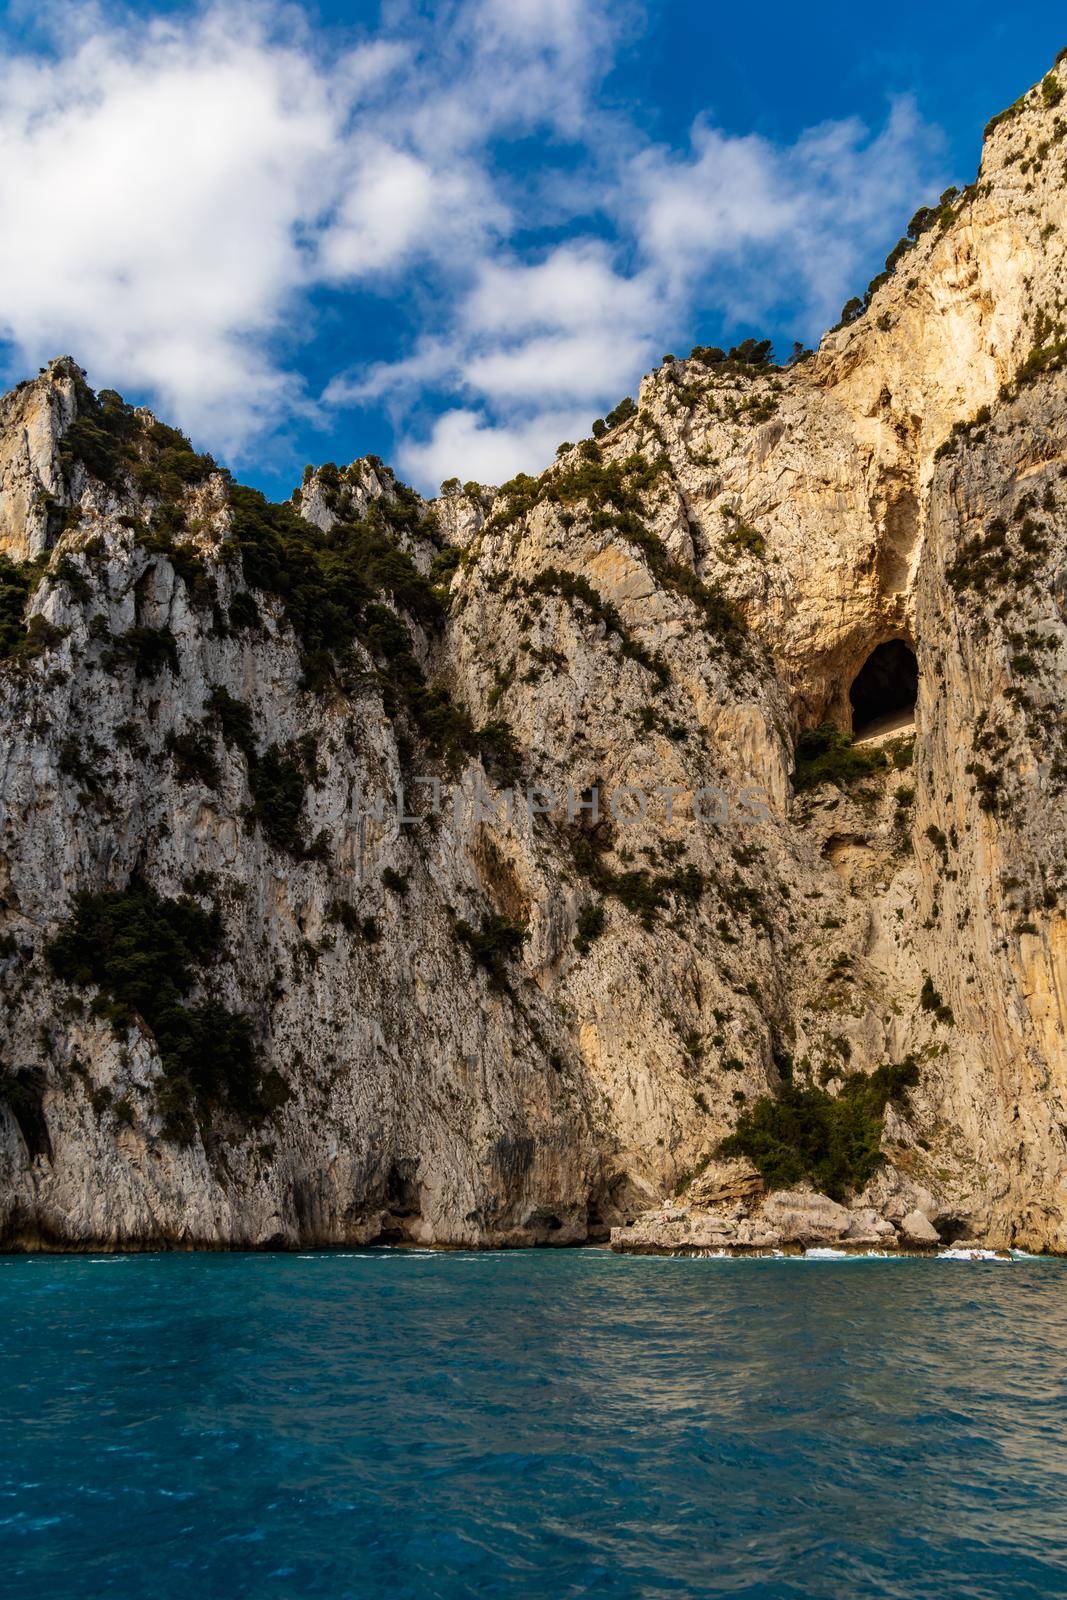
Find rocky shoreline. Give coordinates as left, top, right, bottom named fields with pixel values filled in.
left=609, top=1160, right=962, bottom=1256
left=610, top=1199, right=941, bottom=1256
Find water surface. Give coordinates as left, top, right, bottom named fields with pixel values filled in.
left=3, top=1249, right=1066, bottom=1598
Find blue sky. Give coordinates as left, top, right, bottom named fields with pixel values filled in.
left=0, top=1, right=1063, bottom=500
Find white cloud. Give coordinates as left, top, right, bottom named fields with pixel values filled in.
left=628, top=128, right=790, bottom=285
left=327, top=239, right=660, bottom=417
left=321, top=145, right=455, bottom=279
left=463, top=243, right=657, bottom=336
left=624, top=97, right=944, bottom=327
left=467, top=330, right=652, bottom=403
left=323, top=337, right=457, bottom=408
left=0, top=1, right=947, bottom=488
left=0, top=9, right=348, bottom=448
left=438, top=0, right=629, bottom=141
left=396, top=405, right=594, bottom=489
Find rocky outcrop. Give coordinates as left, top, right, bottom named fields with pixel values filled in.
left=0, top=357, right=80, bottom=561
left=1, top=59, right=1067, bottom=1252
left=610, top=1161, right=938, bottom=1255
left=610, top=1190, right=907, bottom=1255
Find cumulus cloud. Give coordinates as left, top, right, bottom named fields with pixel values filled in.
left=396, top=404, right=595, bottom=490
left=0, top=9, right=343, bottom=448
left=465, top=330, right=649, bottom=404
left=624, top=96, right=943, bottom=327
left=0, top=0, right=946, bottom=486
left=319, top=143, right=496, bottom=281
left=464, top=244, right=659, bottom=338
left=334, top=242, right=659, bottom=419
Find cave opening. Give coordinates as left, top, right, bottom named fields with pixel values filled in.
left=849, top=639, right=918, bottom=736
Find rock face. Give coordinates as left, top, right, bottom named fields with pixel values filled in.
left=0, top=361, right=80, bottom=561
left=1, top=61, right=1067, bottom=1252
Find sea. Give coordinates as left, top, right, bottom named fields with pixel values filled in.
left=2, top=1248, right=1066, bottom=1598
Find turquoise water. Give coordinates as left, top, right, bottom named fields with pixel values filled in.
left=3, top=1251, right=1067, bottom=1598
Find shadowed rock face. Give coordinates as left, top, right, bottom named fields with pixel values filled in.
left=2, top=58, right=1067, bottom=1254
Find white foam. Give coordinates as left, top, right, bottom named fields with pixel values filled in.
left=803, top=1248, right=900, bottom=1260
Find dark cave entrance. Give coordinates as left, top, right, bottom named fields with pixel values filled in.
left=849, top=639, right=918, bottom=736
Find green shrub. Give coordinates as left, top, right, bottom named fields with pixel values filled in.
left=573, top=902, right=606, bottom=954
left=104, top=625, right=179, bottom=680
left=792, top=723, right=886, bottom=791
left=58, top=378, right=215, bottom=496
left=51, top=554, right=92, bottom=603
left=520, top=566, right=668, bottom=683
left=719, top=1059, right=920, bottom=1199
left=920, top=975, right=954, bottom=1024
left=569, top=826, right=704, bottom=929
left=887, top=735, right=915, bottom=770
left=207, top=686, right=256, bottom=757
left=0, top=554, right=65, bottom=663
left=0, top=1063, right=51, bottom=1160
left=226, top=482, right=475, bottom=761
left=477, top=718, right=523, bottom=784
left=228, top=480, right=441, bottom=642
left=984, top=91, right=1027, bottom=141
left=486, top=451, right=746, bottom=652
left=166, top=726, right=221, bottom=789
left=429, top=545, right=463, bottom=589
left=247, top=743, right=310, bottom=856
left=0, top=556, right=38, bottom=659
left=1042, top=71, right=1064, bottom=109
left=327, top=901, right=378, bottom=943
left=723, top=514, right=766, bottom=559
left=228, top=589, right=260, bottom=631
left=925, top=824, right=949, bottom=862
left=604, top=396, right=637, bottom=430
left=19, top=614, right=67, bottom=659
left=965, top=760, right=1003, bottom=814
left=48, top=881, right=285, bottom=1143
left=455, top=912, right=527, bottom=989
left=58, top=384, right=139, bottom=488
left=727, top=338, right=773, bottom=365
left=137, top=519, right=213, bottom=606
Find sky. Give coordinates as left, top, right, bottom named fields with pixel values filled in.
left=0, top=2, right=1063, bottom=500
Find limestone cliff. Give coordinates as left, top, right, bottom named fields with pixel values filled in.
left=1, top=58, right=1067, bottom=1252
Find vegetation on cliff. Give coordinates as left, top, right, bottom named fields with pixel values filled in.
left=487, top=445, right=747, bottom=654
left=719, top=1060, right=919, bottom=1200
left=791, top=724, right=888, bottom=792
left=48, top=882, right=288, bottom=1144
left=58, top=372, right=216, bottom=497
left=0, top=556, right=40, bottom=659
